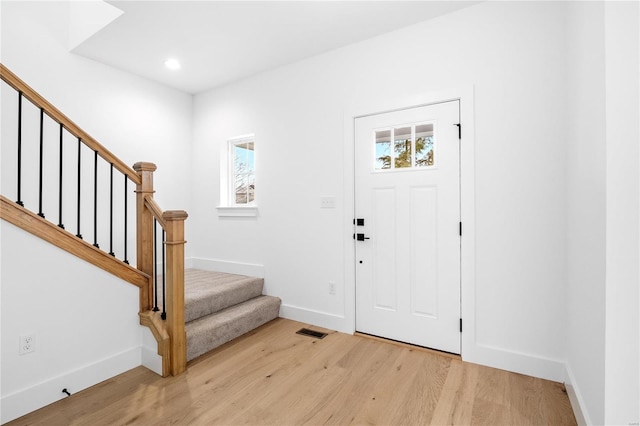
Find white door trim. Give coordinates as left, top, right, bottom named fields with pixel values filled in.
left=342, top=87, right=476, bottom=360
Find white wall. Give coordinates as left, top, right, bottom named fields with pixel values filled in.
left=0, top=221, right=141, bottom=423
left=565, top=3, right=607, bottom=424
left=554, top=2, right=640, bottom=424
left=603, top=2, right=640, bottom=424
left=1, top=1, right=193, bottom=423
left=565, top=3, right=640, bottom=424
left=192, top=1, right=568, bottom=380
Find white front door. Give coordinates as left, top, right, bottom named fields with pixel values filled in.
left=355, top=100, right=461, bottom=354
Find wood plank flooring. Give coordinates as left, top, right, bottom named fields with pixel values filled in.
left=8, top=318, right=576, bottom=425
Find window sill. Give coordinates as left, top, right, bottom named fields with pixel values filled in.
left=216, top=206, right=258, bottom=217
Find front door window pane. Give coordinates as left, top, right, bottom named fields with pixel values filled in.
left=415, top=123, right=434, bottom=167
left=375, top=130, right=391, bottom=170
left=394, top=127, right=412, bottom=169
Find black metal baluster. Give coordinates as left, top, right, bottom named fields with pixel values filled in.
left=161, top=229, right=166, bottom=320
left=108, top=164, right=114, bottom=256
left=58, top=123, right=64, bottom=229
left=16, top=92, right=24, bottom=207
left=153, top=219, right=159, bottom=312
left=93, top=151, right=99, bottom=248
left=37, top=108, right=45, bottom=218
left=123, top=176, right=129, bottom=264
left=76, top=138, right=82, bottom=239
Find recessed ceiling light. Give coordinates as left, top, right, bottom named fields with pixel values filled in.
left=164, top=58, right=181, bottom=70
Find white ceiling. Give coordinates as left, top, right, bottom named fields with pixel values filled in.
left=72, top=1, right=479, bottom=94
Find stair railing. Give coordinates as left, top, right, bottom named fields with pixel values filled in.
left=1, top=64, right=140, bottom=260
left=0, top=63, right=187, bottom=376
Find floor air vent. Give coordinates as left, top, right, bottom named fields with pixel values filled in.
left=296, top=328, right=328, bottom=339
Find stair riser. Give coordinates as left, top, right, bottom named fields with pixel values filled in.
left=185, top=278, right=264, bottom=323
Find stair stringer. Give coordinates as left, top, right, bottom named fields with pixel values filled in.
left=139, top=310, right=171, bottom=377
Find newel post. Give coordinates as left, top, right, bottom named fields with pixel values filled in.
left=133, top=162, right=156, bottom=312
left=163, top=210, right=188, bottom=375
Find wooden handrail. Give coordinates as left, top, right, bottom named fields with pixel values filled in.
left=144, top=196, right=167, bottom=229
left=0, top=64, right=140, bottom=184
left=1, top=195, right=152, bottom=311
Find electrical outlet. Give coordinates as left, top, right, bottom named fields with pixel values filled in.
left=329, top=281, right=336, bottom=295
left=320, top=197, right=336, bottom=209
left=19, top=334, right=36, bottom=355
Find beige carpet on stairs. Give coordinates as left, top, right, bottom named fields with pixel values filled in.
left=182, top=269, right=281, bottom=362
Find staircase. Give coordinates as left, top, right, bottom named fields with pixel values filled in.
left=184, top=269, right=281, bottom=361
left=0, top=63, right=281, bottom=377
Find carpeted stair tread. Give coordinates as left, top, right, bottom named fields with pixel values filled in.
left=184, top=269, right=264, bottom=323
left=186, top=295, right=281, bottom=361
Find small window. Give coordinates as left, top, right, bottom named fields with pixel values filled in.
left=374, top=122, right=435, bottom=171
left=229, top=135, right=255, bottom=206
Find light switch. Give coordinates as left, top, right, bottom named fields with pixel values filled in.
left=320, top=197, right=336, bottom=209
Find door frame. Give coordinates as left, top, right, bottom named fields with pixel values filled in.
left=342, top=87, right=476, bottom=359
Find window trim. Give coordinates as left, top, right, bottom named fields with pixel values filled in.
left=216, top=206, right=258, bottom=217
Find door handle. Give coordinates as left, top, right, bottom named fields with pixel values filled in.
left=355, top=233, right=370, bottom=241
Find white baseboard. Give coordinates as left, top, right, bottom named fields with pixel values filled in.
left=187, top=257, right=264, bottom=278
left=185, top=256, right=195, bottom=269
left=141, top=346, right=162, bottom=376
left=463, top=343, right=566, bottom=382
left=564, top=364, right=591, bottom=426
left=280, top=303, right=350, bottom=334
left=0, top=347, right=141, bottom=424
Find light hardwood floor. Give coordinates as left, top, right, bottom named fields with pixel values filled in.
left=8, top=318, right=576, bottom=425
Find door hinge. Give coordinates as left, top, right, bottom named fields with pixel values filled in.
left=459, top=222, right=462, bottom=236
left=454, top=123, right=461, bottom=139
left=459, top=318, right=463, bottom=333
